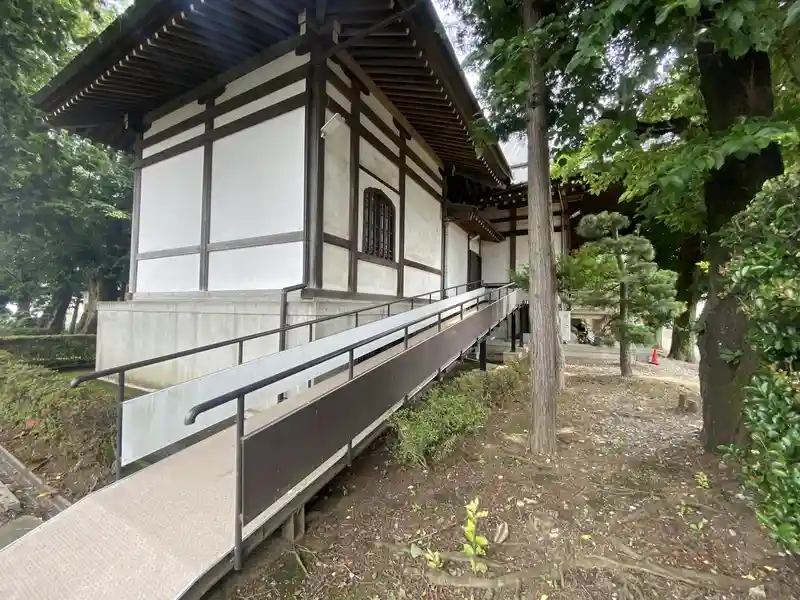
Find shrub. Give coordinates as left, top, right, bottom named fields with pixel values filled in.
left=0, top=351, right=116, bottom=471
left=0, top=334, right=95, bottom=369
left=390, top=359, right=531, bottom=467
left=724, top=168, right=800, bottom=552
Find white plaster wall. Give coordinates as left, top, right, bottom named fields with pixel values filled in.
left=357, top=260, right=397, bottom=296
left=210, top=108, right=306, bottom=242
left=361, top=90, right=399, bottom=136
left=514, top=234, right=528, bottom=270
left=406, top=157, right=442, bottom=195
left=361, top=113, right=398, bottom=157
left=446, top=223, right=468, bottom=290
left=404, top=177, right=441, bottom=268
left=469, top=236, right=480, bottom=255
left=326, top=82, right=350, bottom=114
left=360, top=138, right=399, bottom=190
left=207, top=242, right=304, bottom=290
left=145, top=101, right=204, bottom=137
left=407, top=136, right=440, bottom=174
left=482, top=239, right=510, bottom=284
left=217, top=51, right=309, bottom=104
left=404, top=267, right=441, bottom=299
left=215, top=80, right=305, bottom=128
left=142, top=124, right=204, bottom=158
left=137, top=254, right=200, bottom=293
left=328, top=59, right=351, bottom=87
left=552, top=230, right=564, bottom=256
left=138, top=148, right=203, bottom=253
left=322, top=244, right=349, bottom=291
left=358, top=170, right=400, bottom=257
left=323, top=109, right=351, bottom=239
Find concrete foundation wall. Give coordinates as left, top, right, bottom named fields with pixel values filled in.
left=97, top=296, right=416, bottom=390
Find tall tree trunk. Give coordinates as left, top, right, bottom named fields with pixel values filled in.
left=668, top=236, right=702, bottom=362
left=696, top=43, right=783, bottom=451
left=46, top=285, right=72, bottom=334
left=618, top=280, right=632, bottom=376
left=523, top=0, right=557, bottom=454
left=79, top=275, right=119, bottom=334
left=68, top=294, right=82, bottom=334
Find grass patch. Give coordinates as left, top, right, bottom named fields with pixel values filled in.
left=390, top=359, right=530, bottom=468
left=0, top=350, right=116, bottom=477
left=0, top=334, right=95, bottom=369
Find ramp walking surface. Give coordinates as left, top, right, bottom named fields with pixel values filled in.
left=0, top=305, right=481, bottom=600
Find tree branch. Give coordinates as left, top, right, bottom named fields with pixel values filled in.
left=601, top=110, right=692, bottom=137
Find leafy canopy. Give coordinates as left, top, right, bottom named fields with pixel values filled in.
left=561, top=211, right=684, bottom=344
left=724, top=166, right=800, bottom=552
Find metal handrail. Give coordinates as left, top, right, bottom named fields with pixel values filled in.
left=187, top=282, right=517, bottom=572
left=185, top=283, right=516, bottom=425
left=70, top=280, right=483, bottom=389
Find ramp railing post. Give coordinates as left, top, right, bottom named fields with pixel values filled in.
left=115, top=371, right=125, bottom=481
left=348, top=349, right=354, bottom=379
left=404, top=325, right=409, bottom=350
left=511, top=311, right=516, bottom=352
left=234, top=393, right=245, bottom=571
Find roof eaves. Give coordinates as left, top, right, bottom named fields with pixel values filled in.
left=33, top=0, right=190, bottom=113
left=400, top=0, right=511, bottom=186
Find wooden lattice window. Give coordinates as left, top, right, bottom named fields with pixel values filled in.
left=362, top=188, right=395, bottom=261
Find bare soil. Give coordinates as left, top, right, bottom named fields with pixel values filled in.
left=209, top=358, right=800, bottom=600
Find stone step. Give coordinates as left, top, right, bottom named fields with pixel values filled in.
left=0, top=516, right=43, bottom=550
left=0, top=481, right=21, bottom=513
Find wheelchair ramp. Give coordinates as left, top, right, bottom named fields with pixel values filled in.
left=0, top=288, right=520, bottom=600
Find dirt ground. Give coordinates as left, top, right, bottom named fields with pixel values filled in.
left=209, top=357, right=800, bottom=600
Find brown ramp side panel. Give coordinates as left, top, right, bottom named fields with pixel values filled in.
left=241, top=299, right=506, bottom=524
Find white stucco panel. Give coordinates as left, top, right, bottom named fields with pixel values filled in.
left=357, top=260, right=397, bottom=296
left=361, top=113, right=398, bottom=156
left=360, top=90, right=399, bottom=135
left=328, top=59, right=351, bottom=86
left=217, top=51, right=309, bottom=103
left=514, top=234, right=528, bottom=269
left=359, top=139, right=400, bottom=191
left=404, top=177, right=441, bottom=268
left=445, top=223, right=468, bottom=290
left=406, top=157, right=442, bottom=195
left=137, top=254, right=200, bottom=293
left=322, top=244, right=349, bottom=291
left=552, top=230, right=564, bottom=256
left=215, top=80, right=306, bottom=128
left=469, top=236, right=480, bottom=255
left=482, top=238, right=509, bottom=284
left=208, top=242, right=304, bottom=290
left=326, top=82, right=351, bottom=114
left=138, top=148, right=203, bottom=253
left=210, top=107, right=305, bottom=243
left=407, top=136, right=441, bottom=173
left=358, top=170, right=400, bottom=256
left=323, top=110, right=351, bottom=238
left=142, top=124, right=204, bottom=158
left=145, top=101, right=204, bottom=137
left=404, top=267, right=441, bottom=299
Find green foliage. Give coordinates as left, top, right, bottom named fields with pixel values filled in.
left=0, top=350, right=115, bottom=470
left=390, top=360, right=530, bottom=467
left=724, top=169, right=800, bottom=552
left=390, top=378, right=490, bottom=468
left=0, top=334, right=95, bottom=368
left=462, top=497, right=490, bottom=573
left=0, top=0, right=132, bottom=318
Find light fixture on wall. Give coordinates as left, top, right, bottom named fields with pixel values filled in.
left=320, top=113, right=345, bottom=139
left=570, top=210, right=581, bottom=220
